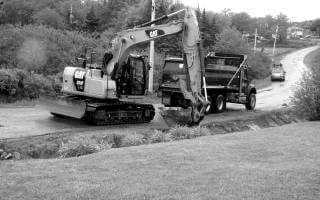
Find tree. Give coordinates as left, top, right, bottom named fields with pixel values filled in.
left=33, top=8, right=65, bottom=29
left=310, top=19, right=320, bottom=36
left=154, top=0, right=184, bottom=56
left=200, top=9, right=217, bottom=50
left=98, top=0, right=128, bottom=31
left=214, top=27, right=250, bottom=54
left=0, top=0, right=34, bottom=25
left=85, top=5, right=99, bottom=33
left=275, top=13, right=289, bottom=43
left=125, top=0, right=151, bottom=28
left=213, top=12, right=232, bottom=33
left=231, top=12, right=253, bottom=33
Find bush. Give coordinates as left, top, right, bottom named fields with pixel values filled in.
left=292, top=47, right=320, bottom=120
left=149, top=130, right=172, bottom=143
left=121, top=133, right=147, bottom=147
left=247, top=52, right=272, bottom=79
left=58, top=136, right=110, bottom=158
left=214, top=27, right=250, bottom=55
left=291, top=71, right=320, bottom=120
left=0, top=24, right=105, bottom=75
left=0, top=68, right=59, bottom=103
left=167, top=126, right=211, bottom=140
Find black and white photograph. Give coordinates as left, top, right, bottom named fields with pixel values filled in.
left=0, top=0, right=319, bottom=199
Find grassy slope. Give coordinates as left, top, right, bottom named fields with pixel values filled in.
left=1, top=122, right=320, bottom=199
left=304, top=46, right=320, bottom=69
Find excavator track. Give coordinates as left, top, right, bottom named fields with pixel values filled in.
left=84, top=100, right=155, bottom=126
left=43, top=95, right=155, bottom=126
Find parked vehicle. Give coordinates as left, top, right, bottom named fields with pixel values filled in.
left=271, top=63, right=286, bottom=81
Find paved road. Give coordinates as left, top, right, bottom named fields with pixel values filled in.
left=256, top=46, right=319, bottom=110
left=0, top=46, right=318, bottom=139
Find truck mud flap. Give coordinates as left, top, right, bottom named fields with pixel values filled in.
left=39, top=96, right=87, bottom=119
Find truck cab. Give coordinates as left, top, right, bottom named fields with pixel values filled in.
left=160, top=57, right=191, bottom=109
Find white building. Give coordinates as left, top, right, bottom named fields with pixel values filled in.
left=287, top=26, right=304, bottom=39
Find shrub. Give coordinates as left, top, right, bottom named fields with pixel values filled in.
left=149, top=130, right=172, bottom=143
left=214, top=27, right=250, bottom=55
left=0, top=24, right=105, bottom=75
left=291, top=71, right=320, bottom=120
left=192, top=126, right=212, bottom=137
left=58, top=136, right=110, bottom=158
left=121, top=133, right=146, bottom=147
left=167, top=126, right=211, bottom=140
left=101, top=133, right=125, bottom=148
left=247, top=52, right=272, bottom=80
left=0, top=68, right=59, bottom=102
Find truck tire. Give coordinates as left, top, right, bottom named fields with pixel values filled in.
left=245, top=93, right=256, bottom=110
left=213, top=94, right=225, bottom=113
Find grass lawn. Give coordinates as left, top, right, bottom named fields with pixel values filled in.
left=1, top=122, right=320, bottom=200
left=304, top=46, right=320, bottom=70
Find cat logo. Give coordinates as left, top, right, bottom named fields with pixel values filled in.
left=74, top=69, right=86, bottom=92
left=74, top=70, right=86, bottom=79
left=145, top=29, right=165, bottom=38
left=149, top=30, right=158, bottom=37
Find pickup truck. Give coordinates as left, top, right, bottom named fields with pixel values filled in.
left=160, top=52, right=257, bottom=113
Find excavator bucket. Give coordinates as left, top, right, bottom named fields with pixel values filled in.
left=158, top=106, right=202, bottom=127
left=39, top=96, right=87, bottom=119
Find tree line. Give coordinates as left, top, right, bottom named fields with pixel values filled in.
left=0, top=0, right=291, bottom=45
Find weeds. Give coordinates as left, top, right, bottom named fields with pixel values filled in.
left=149, top=130, right=172, bottom=143
left=291, top=72, right=320, bottom=120
left=58, top=136, right=110, bottom=158
left=120, top=133, right=147, bottom=147
left=167, top=126, right=211, bottom=140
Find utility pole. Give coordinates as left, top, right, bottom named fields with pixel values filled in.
left=272, top=25, right=279, bottom=57
left=253, top=28, right=258, bottom=55
left=148, top=0, right=156, bottom=93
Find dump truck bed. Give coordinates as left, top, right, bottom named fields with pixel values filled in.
left=204, top=53, right=246, bottom=89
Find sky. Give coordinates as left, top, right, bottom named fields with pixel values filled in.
left=180, top=0, right=320, bottom=22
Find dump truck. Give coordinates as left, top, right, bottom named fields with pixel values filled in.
left=41, top=8, right=208, bottom=126
left=160, top=52, right=257, bottom=113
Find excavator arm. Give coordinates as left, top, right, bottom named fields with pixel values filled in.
left=103, top=21, right=183, bottom=76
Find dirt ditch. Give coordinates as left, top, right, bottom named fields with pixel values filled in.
left=0, top=109, right=305, bottom=161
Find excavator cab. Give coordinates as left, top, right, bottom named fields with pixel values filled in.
left=116, top=54, right=148, bottom=96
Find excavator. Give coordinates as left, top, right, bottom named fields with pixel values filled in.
left=42, top=8, right=208, bottom=126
